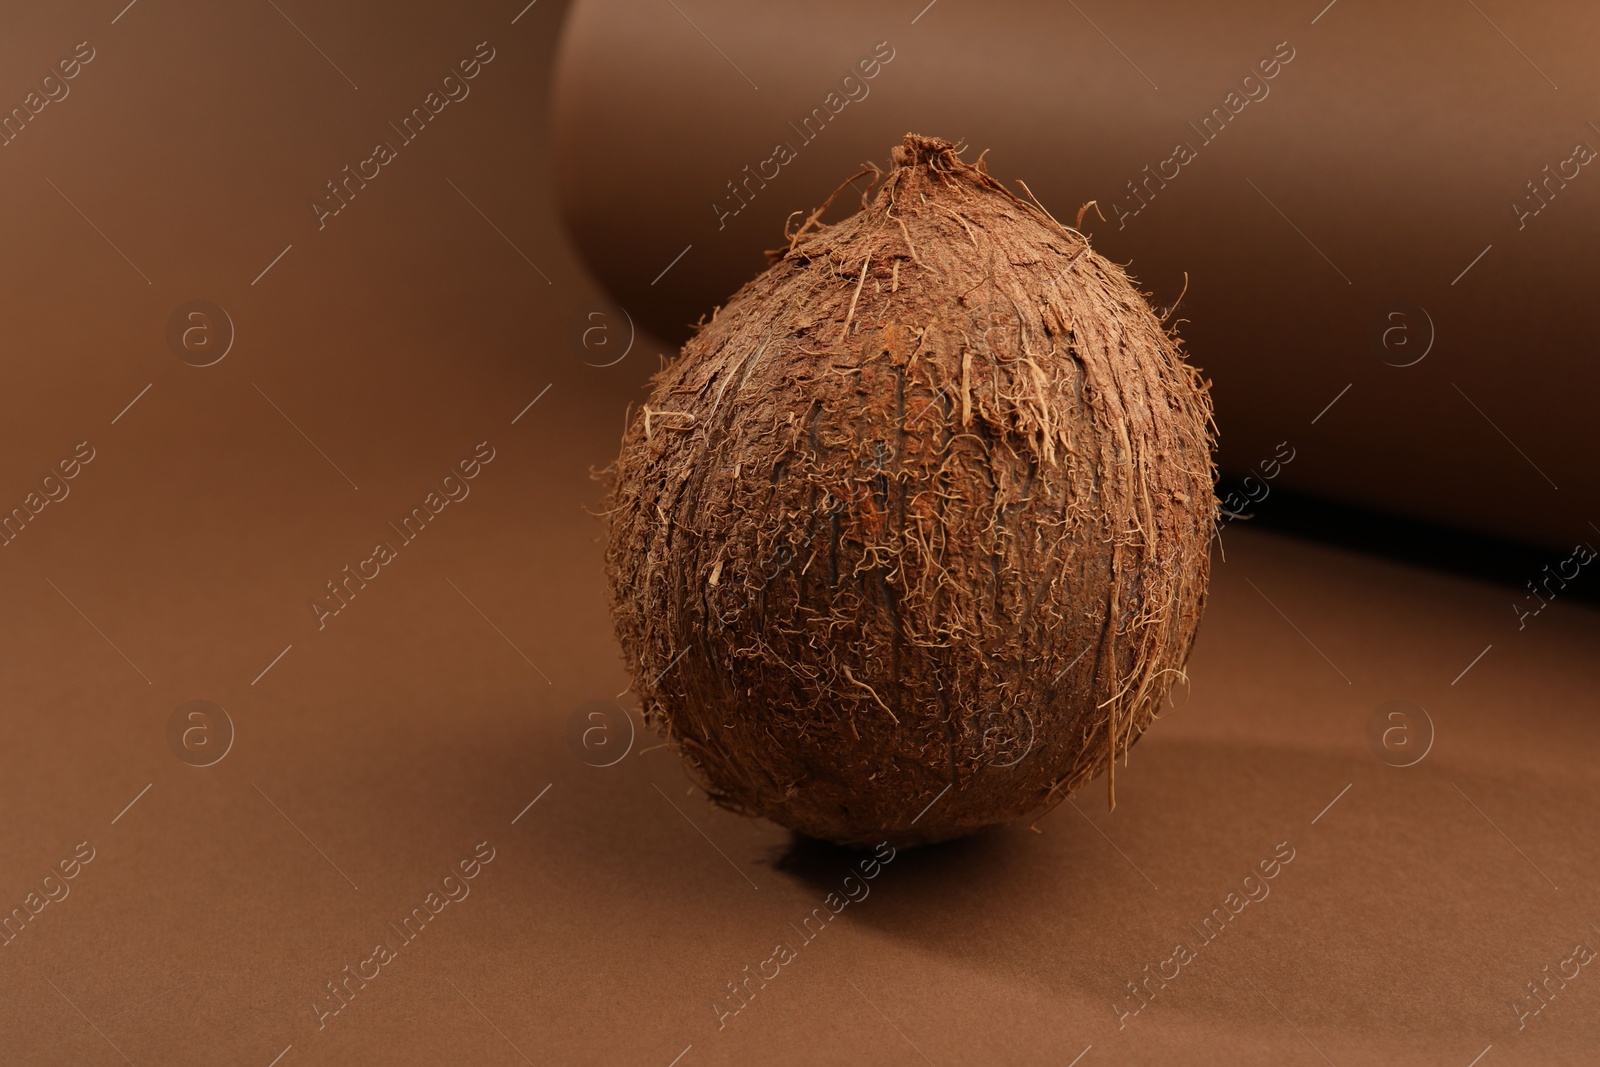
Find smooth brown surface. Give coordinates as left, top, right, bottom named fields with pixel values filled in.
left=1, top=2, right=1597, bottom=1065
left=553, top=0, right=1600, bottom=550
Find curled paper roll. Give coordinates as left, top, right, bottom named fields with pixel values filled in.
left=553, top=0, right=1600, bottom=548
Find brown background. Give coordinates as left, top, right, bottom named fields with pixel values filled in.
left=0, top=1, right=1596, bottom=1065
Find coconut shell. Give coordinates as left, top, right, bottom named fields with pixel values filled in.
left=604, top=134, right=1216, bottom=847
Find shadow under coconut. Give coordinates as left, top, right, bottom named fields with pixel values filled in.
left=751, top=743, right=1332, bottom=1026
left=759, top=813, right=1124, bottom=1000
left=770, top=822, right=1027, bottom=893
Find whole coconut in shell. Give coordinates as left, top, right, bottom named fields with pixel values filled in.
left=604, top=134, right=1215, bottom=847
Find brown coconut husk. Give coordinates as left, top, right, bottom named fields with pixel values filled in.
left=603, top=134, right=1216, bottom=847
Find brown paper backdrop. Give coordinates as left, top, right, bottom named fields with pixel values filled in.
left=552, top=0, right=1600, bottom=551
left=0, top=1, right=1595, bottom=1065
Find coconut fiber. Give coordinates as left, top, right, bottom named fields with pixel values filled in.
left=604, top=134, right=1216, bottom=846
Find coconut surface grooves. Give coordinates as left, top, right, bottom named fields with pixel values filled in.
left=604, top=134, right=1217, bottom=847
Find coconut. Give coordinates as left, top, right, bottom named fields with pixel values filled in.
left=603, top=134, right=1216, bottom=847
